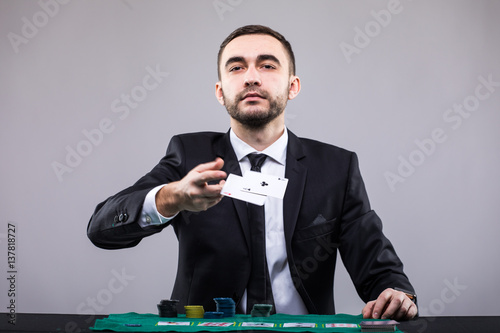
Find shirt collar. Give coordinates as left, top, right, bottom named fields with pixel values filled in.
left=229, top=127, right=288, bottom=165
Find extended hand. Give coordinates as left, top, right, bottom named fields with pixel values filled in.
left=156, top=158, right=227, bottom=217
left=362, top=288, right=418, bottom=321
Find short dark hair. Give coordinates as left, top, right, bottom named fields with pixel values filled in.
left=217, top=25, right=296, bottom=79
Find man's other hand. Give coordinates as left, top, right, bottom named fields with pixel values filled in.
left=362, top=288, right=418, bottom=321
left=156, top=158, right=227, bottom=217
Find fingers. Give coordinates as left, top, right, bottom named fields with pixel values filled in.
left=383, top=290, right=417, bottom=320
left=190, top=158, right=227, bottom=187
left=406, top=302, right=418, bottom=319
left=362, top=301, right=376, bottom=319
left=393, top=301, right=417, bottom=320
left=192, top=170, right=227, bottom=187
left=375, top=289, right=403, bottom=319
left=192, top=157, right=224, bottom=173
left=175, top=158, right=227, bottom=212
left=363, top=288, right=418, bottom=321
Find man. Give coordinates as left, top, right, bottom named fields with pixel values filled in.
left=88, top=25, right=417, bottom=320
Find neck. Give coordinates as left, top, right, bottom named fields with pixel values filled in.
left=230, top=117, right=285, bottom=151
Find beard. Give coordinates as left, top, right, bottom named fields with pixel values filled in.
left=223, top=86, right=288, bottom=129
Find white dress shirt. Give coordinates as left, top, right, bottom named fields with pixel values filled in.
left=140, top=128, right=307, bottom=315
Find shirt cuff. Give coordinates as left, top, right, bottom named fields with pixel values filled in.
left=139, top=184, right=178, bottom=227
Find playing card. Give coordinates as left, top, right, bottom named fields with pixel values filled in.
left=221, top=174, right=267, bottom=206
left=157, top=321, right=191, bottom=326
left=325, top=323, right=358, bottom=328
left=282, top=322, right=316, bottom=328
left=240, top=170, right=288, bottom=199
left=197, top=322, right=234, bottom=327
left=241, top=322, right=275, bottom=327
left=359, top=320, right=399, bottom=332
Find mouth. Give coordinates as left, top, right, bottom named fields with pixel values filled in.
left=241, top=91, right=265, bottom=101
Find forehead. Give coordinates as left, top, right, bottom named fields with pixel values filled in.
left=220, top=34, right=289, bottom=66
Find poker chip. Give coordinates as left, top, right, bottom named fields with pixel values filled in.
left=251, top=304, right=273, bottom=317
left=213, top=298, right=236, bottom=318
left=157, top=299, right=179, bottom=318
left=185, top=305, right=205, bottom=318
left=204, top=311, right=224, bottom=319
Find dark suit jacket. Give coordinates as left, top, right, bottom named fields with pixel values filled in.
left=87, top=130, right=415, bottom=314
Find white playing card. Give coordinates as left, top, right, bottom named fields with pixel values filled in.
left=157, top=321, right=191, bottom=326
left=282, top=323, right=316, bottom=328
left=325, top=323, right=358, bottom=328
left=241, top=322, right=275, bottom=328
left=197, top=322, right=234, bottom=327
left=241, top=170, right=288, bottom=199
left=221, top=174, right=267, bottom=206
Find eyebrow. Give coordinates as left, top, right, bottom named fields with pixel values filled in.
left=257, top=54, right=281, bottom=66
left=224, top=54, right=281, bottom=69
left=225, top=56, right=245, bottom=69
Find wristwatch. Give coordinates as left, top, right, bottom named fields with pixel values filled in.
left=394, top=287, right=417, bottom=304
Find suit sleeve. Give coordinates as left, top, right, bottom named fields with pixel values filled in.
left=338, top=153, right=415, bottom=302
left=87, top=136, right=186, bottom=249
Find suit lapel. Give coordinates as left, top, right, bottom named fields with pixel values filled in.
left=214, top=131, right=251, bottom=252
left=283, top=130, right=307, bottom=248
left=283, top=130, right=316, bottom=311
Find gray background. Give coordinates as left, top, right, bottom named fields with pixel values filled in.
left=1, top=0, right=499, bottom=319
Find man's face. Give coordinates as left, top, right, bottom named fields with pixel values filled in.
left=215, top=34, right=300, bottom=129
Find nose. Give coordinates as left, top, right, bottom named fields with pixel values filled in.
left=244, top=66, right=261, bottom=87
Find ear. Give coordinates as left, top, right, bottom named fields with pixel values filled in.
left=215, top=81, right=225, bottom=105
left=288, top=75, right=301, bottom=100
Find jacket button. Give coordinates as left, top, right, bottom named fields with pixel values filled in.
left=123, top=213, right=128, bottom=222
left=114, top=215, right=119, bottom=223
left=119, top=214, right=124, bottom=222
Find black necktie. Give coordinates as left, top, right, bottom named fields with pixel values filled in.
left=246, top=154, right=275, bottom=313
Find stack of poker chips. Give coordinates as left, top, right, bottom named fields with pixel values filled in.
left=203, top=311, right=224, bottom=319
left=251, top=304, right=273, bottom=317
left=213, top=298, right=236, bottom=317
left=157, top=299, right=179, bottom=318
left=184, top=305, right=205, bottom=318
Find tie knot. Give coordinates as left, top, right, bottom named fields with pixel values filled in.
left=248, top=154, right=267, bottom=172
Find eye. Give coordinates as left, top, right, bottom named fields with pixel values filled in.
left=262, top=64, right=276, bottom=70
left=229, top=66, right=243, bottom=72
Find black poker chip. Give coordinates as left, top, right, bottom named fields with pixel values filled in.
left=157, top=299, right=179, bottom=317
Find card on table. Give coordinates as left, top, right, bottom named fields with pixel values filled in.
left=157, top=321, right=191, bottom=326
left=241, top=322, right=276, bottom=328
left=282, top=322, right=317, bottom=328
left=325, top=323, right=358, bottom=328
left=197, top=322, right=234, bottom=327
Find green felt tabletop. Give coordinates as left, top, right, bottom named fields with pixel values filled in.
left=90, top=312, right=402, bottom=332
